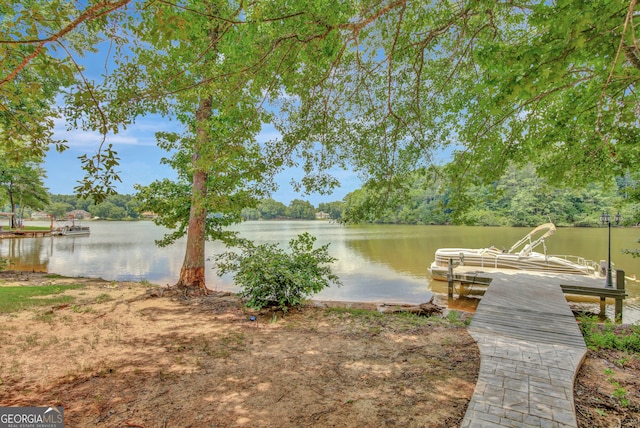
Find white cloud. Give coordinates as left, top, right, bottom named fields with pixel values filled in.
left=52, top=114, right=179, bottom=149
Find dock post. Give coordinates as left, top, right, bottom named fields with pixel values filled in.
left=615, top=269, right=625, bottom=323
left=599, top=297, right=606, bottom=319
left=447, top=259, right=454, bottom=298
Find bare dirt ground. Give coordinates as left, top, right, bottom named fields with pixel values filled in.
left=574, top=349, right=640, bottom=427
left=0, top=272, right=638, bottom=427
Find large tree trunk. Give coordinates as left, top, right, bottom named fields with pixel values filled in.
left=175, top=96, right=212, bottom=296
left=174, top=5, right=220, bottom=297
left=176, top=169, right=208, bottom=296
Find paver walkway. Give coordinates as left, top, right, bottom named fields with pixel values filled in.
left=460, top=273, right=587, bottom=428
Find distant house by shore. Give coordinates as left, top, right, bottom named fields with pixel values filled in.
left=30, top=211, right=50, bottom=220
left=315, top=211, right=331, bottom=220
left=66, top=210, right=91, bottom=219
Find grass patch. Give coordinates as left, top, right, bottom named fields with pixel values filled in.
left=325, top=307, right=384, bottom=319
left=3, top=226, right=51, bottom=231
left=71, top=304, right=95, bottom=314
left=324, top=306, right=467, bottom=326
left=33, top=312, right=56, bottom=323
left=323, top=306, right=466, bottom=336
left=446, top=310, right=472, bottom=326
left=94, top=293, right=113, bottom=304
left=0, top=285, right=84, bottom=313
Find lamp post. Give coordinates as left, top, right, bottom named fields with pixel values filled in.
left=600, top=211, right=621, bottom=288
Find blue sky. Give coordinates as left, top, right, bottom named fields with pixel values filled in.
left=45, top=114, right=360, bottom=206
left=41, top=34, right=363, bottom=206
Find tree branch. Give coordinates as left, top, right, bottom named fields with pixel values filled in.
left=599, top=0, right=636, bottom=130
left=0, top=0, right=132, bottom=87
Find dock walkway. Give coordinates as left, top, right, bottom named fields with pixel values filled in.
left=461, top=273, right=588, bottom=428
left=0, top=229, right=51, bottom=238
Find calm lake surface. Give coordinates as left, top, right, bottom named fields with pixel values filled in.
left=3, top=220, right=640, bottom=323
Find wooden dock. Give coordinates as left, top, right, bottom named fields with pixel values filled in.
left=0, top=230, right=51, bottom=238
left=461, top=272, right=589, bottom=427
left=446, top=265, right=627, bottom=321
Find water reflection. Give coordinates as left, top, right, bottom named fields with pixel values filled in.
left=340, top=224, right=640, bottom=324
left=1, top=221, right=639, bottom=323
left=345, top=224, right=640, bottom=280
left=346, top=236, right=432, bottom=278
left=3, top=236, right=52, bottom=272
left=429, top=279, right=484, bottom=313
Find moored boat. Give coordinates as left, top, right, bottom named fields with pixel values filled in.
left=52, top=224, right=90, bottom=236
left=52, top=215, right=90, bottom=237
left=429, top=223, right=604, bottom=281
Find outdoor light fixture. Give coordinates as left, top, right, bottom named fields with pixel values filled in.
left=600, top=211, right=621, bottom=288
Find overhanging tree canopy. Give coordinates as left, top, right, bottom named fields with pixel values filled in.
left=1, top=1, right=133, bottom=199
left=4, top=1, right=639, bottom=200
left=110, top=0, right=364, bottom=294
left=3, top=0, right=640, bottom=289
left=275, top=0, right=640, bottom=216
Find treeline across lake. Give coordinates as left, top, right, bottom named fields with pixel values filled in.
left=340, top=165, right=640, bottom=227
left=48, top=194, right=142, bottom=220
left=38, top=164, right=640, bottom=227
left=46, top=194, right=344, bottom=221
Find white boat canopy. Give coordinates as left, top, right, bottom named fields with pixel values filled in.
left=508, top=223, right=556, bottom=257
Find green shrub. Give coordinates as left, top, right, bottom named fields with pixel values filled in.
left=579, top=315, right=640, bottom=353
left=216, top=233, right=342, bottom=312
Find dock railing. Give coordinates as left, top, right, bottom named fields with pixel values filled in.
left=560, top=269, right=627, bottom=322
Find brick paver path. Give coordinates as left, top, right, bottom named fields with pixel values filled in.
left=461, top=273, right=587, bottom=427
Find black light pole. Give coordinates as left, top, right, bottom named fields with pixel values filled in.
left=600, top=211, right=621, bottom=288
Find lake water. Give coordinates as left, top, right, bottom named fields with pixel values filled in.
left=2, top=220, right=640, bottom=323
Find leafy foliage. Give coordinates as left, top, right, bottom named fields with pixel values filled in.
left=48, top=193, right=140, bottom=219
left=6, top=1, right=640, bottom=285
left=254, top=198, right=322, bottom=220
left=286, top=199, right=316, bottom=220
left=1, top=0, right=133, bottom=201
left=216, top=233, right=341, bottom=312
left=5, top=1, right=640, bottom=208
left=579, top=316, right=640, bottom=354
left=0, top=156, right=49, bottom=227
left=116, top=1, right=300, bottom=289
left=256, top=198, right=287, bottom=220
left=341, top=164, right=637, bottom=227
left=270, top=0, right=640, bottom=219
left=623, top=242, right=640, bottom=258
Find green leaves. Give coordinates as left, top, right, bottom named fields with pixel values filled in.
left=133, top=178, right=192, bottom=246
left=0, top=155, right=50, bottom=227
left=4, top=0, right=640, bottom=231
left=75, top=144, right=122, bottom=203
left=339, top=162, right=633, bottom=227
left=216, top=232, right=341, bottom=312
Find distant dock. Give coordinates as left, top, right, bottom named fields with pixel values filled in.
left=0, top=229, right=52, bottom=238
